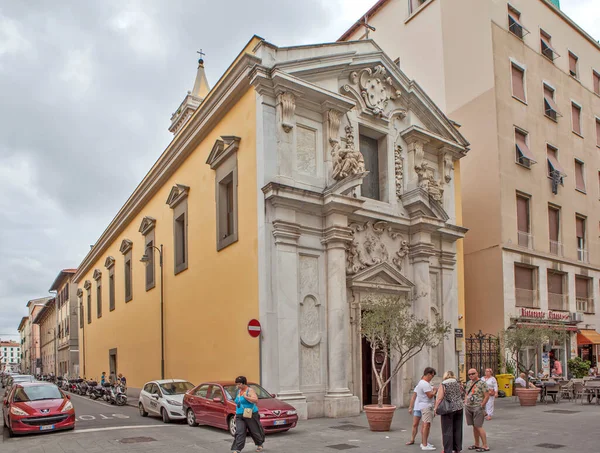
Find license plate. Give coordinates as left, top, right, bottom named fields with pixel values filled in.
left=273, top=420, right=286, bottom=426
left=40, top=425, right=55, bottom=431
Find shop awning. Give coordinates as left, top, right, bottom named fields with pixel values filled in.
left=577, top=330, right=600, bottom=345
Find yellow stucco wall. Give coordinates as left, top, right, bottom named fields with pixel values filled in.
left=78, top=88, right=258, bottom=389
left=454, top=160, right=466, bottom=381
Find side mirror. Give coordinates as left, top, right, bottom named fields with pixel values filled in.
left=270, top=393, right=277, bottom=398
left=65, top=394, right=71, bottom=400
left=212, top=397, right=222, bottom=403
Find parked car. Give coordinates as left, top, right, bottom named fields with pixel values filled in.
left=4, top=375, right=35, bottom=393
left=183, top=381, right=298, bottom=436
left=2, top=382, right=75, bottom=437
left=138, top=379, right=194, bottom=423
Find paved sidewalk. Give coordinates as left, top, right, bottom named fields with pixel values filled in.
left=2, top=398, right=599, bottom=452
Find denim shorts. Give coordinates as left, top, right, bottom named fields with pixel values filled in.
left=413, top=410, right=422, bottom=417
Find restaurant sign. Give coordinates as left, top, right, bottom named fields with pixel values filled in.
left=519, top=308, right=571, bottom=322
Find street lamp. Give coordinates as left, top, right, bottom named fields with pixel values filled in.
left=140, top=244, right=164, bottom=379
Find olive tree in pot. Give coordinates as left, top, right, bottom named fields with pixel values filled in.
left=361, top=295, right=450, bottom=431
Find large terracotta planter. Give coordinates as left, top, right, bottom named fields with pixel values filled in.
left=364, top=404, right=397, bottom=431
left=517, top=388, right=540, bottom=406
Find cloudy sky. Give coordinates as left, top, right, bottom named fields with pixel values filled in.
left=0, top=0, right=598, bottom=340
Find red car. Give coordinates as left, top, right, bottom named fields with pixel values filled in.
left=2, top=382, right=75, bottom=437
left=183, top=381, right=298, bottom=436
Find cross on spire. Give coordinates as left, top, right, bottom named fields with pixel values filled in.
left=196, top=49, right=205, bottom=59
left=357, top=15, right=376, bottom=39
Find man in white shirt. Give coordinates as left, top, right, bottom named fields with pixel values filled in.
left=514, top=373, right=527, bottom=388
left=413, top=367, right=438, bottom=451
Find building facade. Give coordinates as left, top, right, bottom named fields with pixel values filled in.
left=33, top=298, right=57, bottom=375
left=340, top=0, right=600, bottom=373
left=74, top=37, right=468, bottom=418
left=50, top=269, right=80, bottom=377
left=20, top=297, right=51, bottom=375
left=0, top=341, right=21, bottom=371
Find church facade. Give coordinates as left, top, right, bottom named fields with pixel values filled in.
left=73, top=36, right=468, bottom=420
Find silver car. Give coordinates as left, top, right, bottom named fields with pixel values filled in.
left=138, top=379, right=194, bottom=423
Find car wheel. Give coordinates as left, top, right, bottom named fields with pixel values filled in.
left=186, top=409, right=197, bottom=427
left=139, top=403, right=148, bottom=417
left=161, top=408, right=170, bottom=424
left=228, top=416, right=236, bottom=437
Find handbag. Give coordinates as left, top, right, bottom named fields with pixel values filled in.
left=241, top=389, right=254, bottom=418
left=435, top=384, right=453, bottom=416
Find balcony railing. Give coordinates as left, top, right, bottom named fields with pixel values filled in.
left=577, top=248, right=589, bottom=262
left=515, top=288, right=539, bottom=308
left=549, top=240, right=563, bottom=256
left=576, top=297, right=595, bottom=314
left=548, top=292, right=568, bottom=311
left=518, top=231, right=534, bottom=249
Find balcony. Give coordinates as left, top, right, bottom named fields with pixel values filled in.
left=577, top=248, right=589, bottom=262
left=548, top=292, right=568, bottom=311
left=549, top=240, right=563, bottom=256
left=515, top=288, right=539, bottom=308
left=518, top=231, right=534, bottom=249
left=576, top=298, right=595, bottom=314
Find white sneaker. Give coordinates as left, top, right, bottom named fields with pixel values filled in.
left=421, top=445, right=436, bottom=451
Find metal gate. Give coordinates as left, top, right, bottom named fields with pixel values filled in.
left=465, top=331, right=499, bottom=375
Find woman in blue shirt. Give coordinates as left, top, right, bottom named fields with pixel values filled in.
left=231, top=375, right=265, bottom=453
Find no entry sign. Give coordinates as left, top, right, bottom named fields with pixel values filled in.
left=248, top=319, right=261, bottom=338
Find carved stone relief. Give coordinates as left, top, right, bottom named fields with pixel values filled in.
left=296, top=125, right=317, bottom=175
left=347, top=65, right=402, bottom=117
left=443, top=153, right=453, bottom=183
left=416, top=163, right=444, bottom=202
left=430, top=273, right=440, bottom=309
left=331, top=125, right=365, bottom=181
left=394, top=144, right=403, bottom=199
left=300, top=296, right=321, bottom=347
left=346, top=221, right=409, bottom=274
left=327, top=109, right=342, bottom=146
left=278, top=92, right=296, bottom=133
left=299, top=255, right=318, bottom=294
left=301, top=344, right=321, bottom=387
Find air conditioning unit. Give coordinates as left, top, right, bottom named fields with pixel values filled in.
left=571, top=312, right=584, bottom=322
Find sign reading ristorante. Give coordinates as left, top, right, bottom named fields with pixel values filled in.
left=519, top=308, right=571, bottom=321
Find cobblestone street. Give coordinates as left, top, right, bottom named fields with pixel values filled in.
left=3, top=398, right=600, bottom=452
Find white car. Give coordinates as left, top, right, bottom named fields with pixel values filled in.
left=138, top=379, right=194, bottom=423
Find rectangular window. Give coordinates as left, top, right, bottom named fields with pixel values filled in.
left=594, top=70, right=600, bottom=96
left=124, top=255, right=132, bottom=302
left=576, top=276, right=593, bottom=313
left=511, top=63, right=526, bottom=102
left=217, top=172, right=238, bottom=250
left=548, top=205, right=561, bottom=255
left=360, top=134, right=381, bottom=200
left=540, top=30, right=558, bottom=61
left=96, top=280, right=102, bottom=318
left=543, top=84, right=559, bottom=121
left=514, top=128, right=535, bottom=167
left=571, top=102, right=582, bottom=135
left=569, top=51, right=579, bottom=78
left=574, top=159, right=586, bottom=192
left=547, top=271, right=566, bottom=311
left=516, top=193, right=531, bottom=248
left=576, top=215, right=587, bottom=262
left=87, top=291, right=91, bottom=324
left=174, top=212, right=187, bottom=272
left=514, top=265, right=537, bottom=308
left=546, top=145, right=566, bottom=178
left=596, top=118, right=600, bottom=147
left=409, top=0, right=427, bottom=14
left=145, top=239, right=155, bottom=290
left=79, top=299, right=84, bottom=329
left=507, top=5, right=526, bottom=39
left=109, top=272, right=115, bottom=312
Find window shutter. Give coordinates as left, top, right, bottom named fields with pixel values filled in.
left=543, top=85, right=559, bottom=112
left=511, top=65, right=525, bottom=100
left=575, top=161, right=585, bottom=191
left=596, top=119, right=600, bottom=147
left=547, top=272, right=563, bottom=295
left=572, top=104, right=581, bottom=134
left=515, top=266, right=533, bottom=290
left=576, top=277, right=589, bottom=298
left=548, top=208, right=559, bottom=242
left=594, top=71, right=600, bottom=95
left=515, top=130, right=535, bottom=161
left=547, top=146, right=566, bottom=175
left=576, top=217, right=585, bottom=238
left=516, top=196, right=529, bottom=232
left=569, top=52, right=578, bottom=76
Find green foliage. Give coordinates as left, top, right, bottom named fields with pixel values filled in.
left=501, top=327, right=566, bottom=375
left=567, top=357, right=591, bottom=379
left=361, top=294, right=451, bottom=407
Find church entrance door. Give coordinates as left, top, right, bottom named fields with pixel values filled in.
left=361, top=336, right=391, bottom=406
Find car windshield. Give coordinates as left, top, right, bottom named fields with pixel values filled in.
left=13, top=385, right=63, bottom=402
left=159, top=382, right=194, bottom=395
left=13, top=376, right=34, bottom=383
left=223, top=384, right=273, bottom=401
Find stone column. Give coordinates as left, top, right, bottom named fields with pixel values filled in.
left=322, top=214, right=360, bottom=417
left=440, top=247, right=458, bottom=375
left=271, top=219, right=308, bottom=419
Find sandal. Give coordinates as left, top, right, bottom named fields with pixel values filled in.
left=468, top=446, right=480, bottom=450
left=476, top=449, right=490, bottom=452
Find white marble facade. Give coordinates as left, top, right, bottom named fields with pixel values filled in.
left=252, top=40, right=469, bottom=419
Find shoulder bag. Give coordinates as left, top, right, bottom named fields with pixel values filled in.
left=242, top=389, right=254, bottom=418
left=435, top=384, right=453, bottom=416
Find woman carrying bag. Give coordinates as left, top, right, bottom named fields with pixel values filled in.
left=231, top=376, right=265, bottom=453
left=434, top=371, right=465, bottom=453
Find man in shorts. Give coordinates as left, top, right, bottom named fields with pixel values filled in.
left=411, top=367, right=438, bottom=450
left=464, top=369, right=490, bottom=452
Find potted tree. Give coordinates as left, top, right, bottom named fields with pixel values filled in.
left=361, top=295, right=450, bottom=431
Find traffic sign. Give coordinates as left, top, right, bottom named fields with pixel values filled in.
left=248, top=319, right=261, bottom=338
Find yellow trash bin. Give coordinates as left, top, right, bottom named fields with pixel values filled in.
left=495, top=374, right=514, bottom=397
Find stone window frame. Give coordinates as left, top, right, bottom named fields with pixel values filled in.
left=166, top=184, right=189, bottom=274
left=358, top=124, right=389, bottom=203
left=77, top=289, right=84, bottom=329
left=509, top=58, right=527, bottom=105
left=84, top=280, right=92, bottom=324
left=105, top=256, right=116, bottom=311
left=120, top=239, right=133, bottom=302
left=206, top=136, right=240, bottom=251
left=139, top=216, right=156, bottom=291
left=93, top=269, right=102, bottom=319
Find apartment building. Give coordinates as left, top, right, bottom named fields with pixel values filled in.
left=50, top=269, right=80, bottom=377
left=340, top=0, right=600, bottom=372
left=0, top=341, right=21, bottom=371
left=32, top=298, right=57, bottom=375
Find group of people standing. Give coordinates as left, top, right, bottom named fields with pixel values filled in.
left=407, top=367, right=495, bottom=453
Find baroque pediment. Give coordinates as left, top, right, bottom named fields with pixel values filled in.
left=346, top=221, right=409, bottom=275
left=347, top=262, right=414, bottom=293
left=119, top=239, right=133, bottom=255
left=104, top=256, right=115, bottom=269
left=206, top=136, right=240, bottom=170
left=166, top=184, right=190, bottom=208
left=83, top=280, right=91, bottom=290
left=92, top=269, right=102, bottom=281
left=138, top=216, right=156, bottom=235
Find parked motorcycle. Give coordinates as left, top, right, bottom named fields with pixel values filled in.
left=89, top=382, right=103, bottom=400
left=111, top=384, right=128, bottom=406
